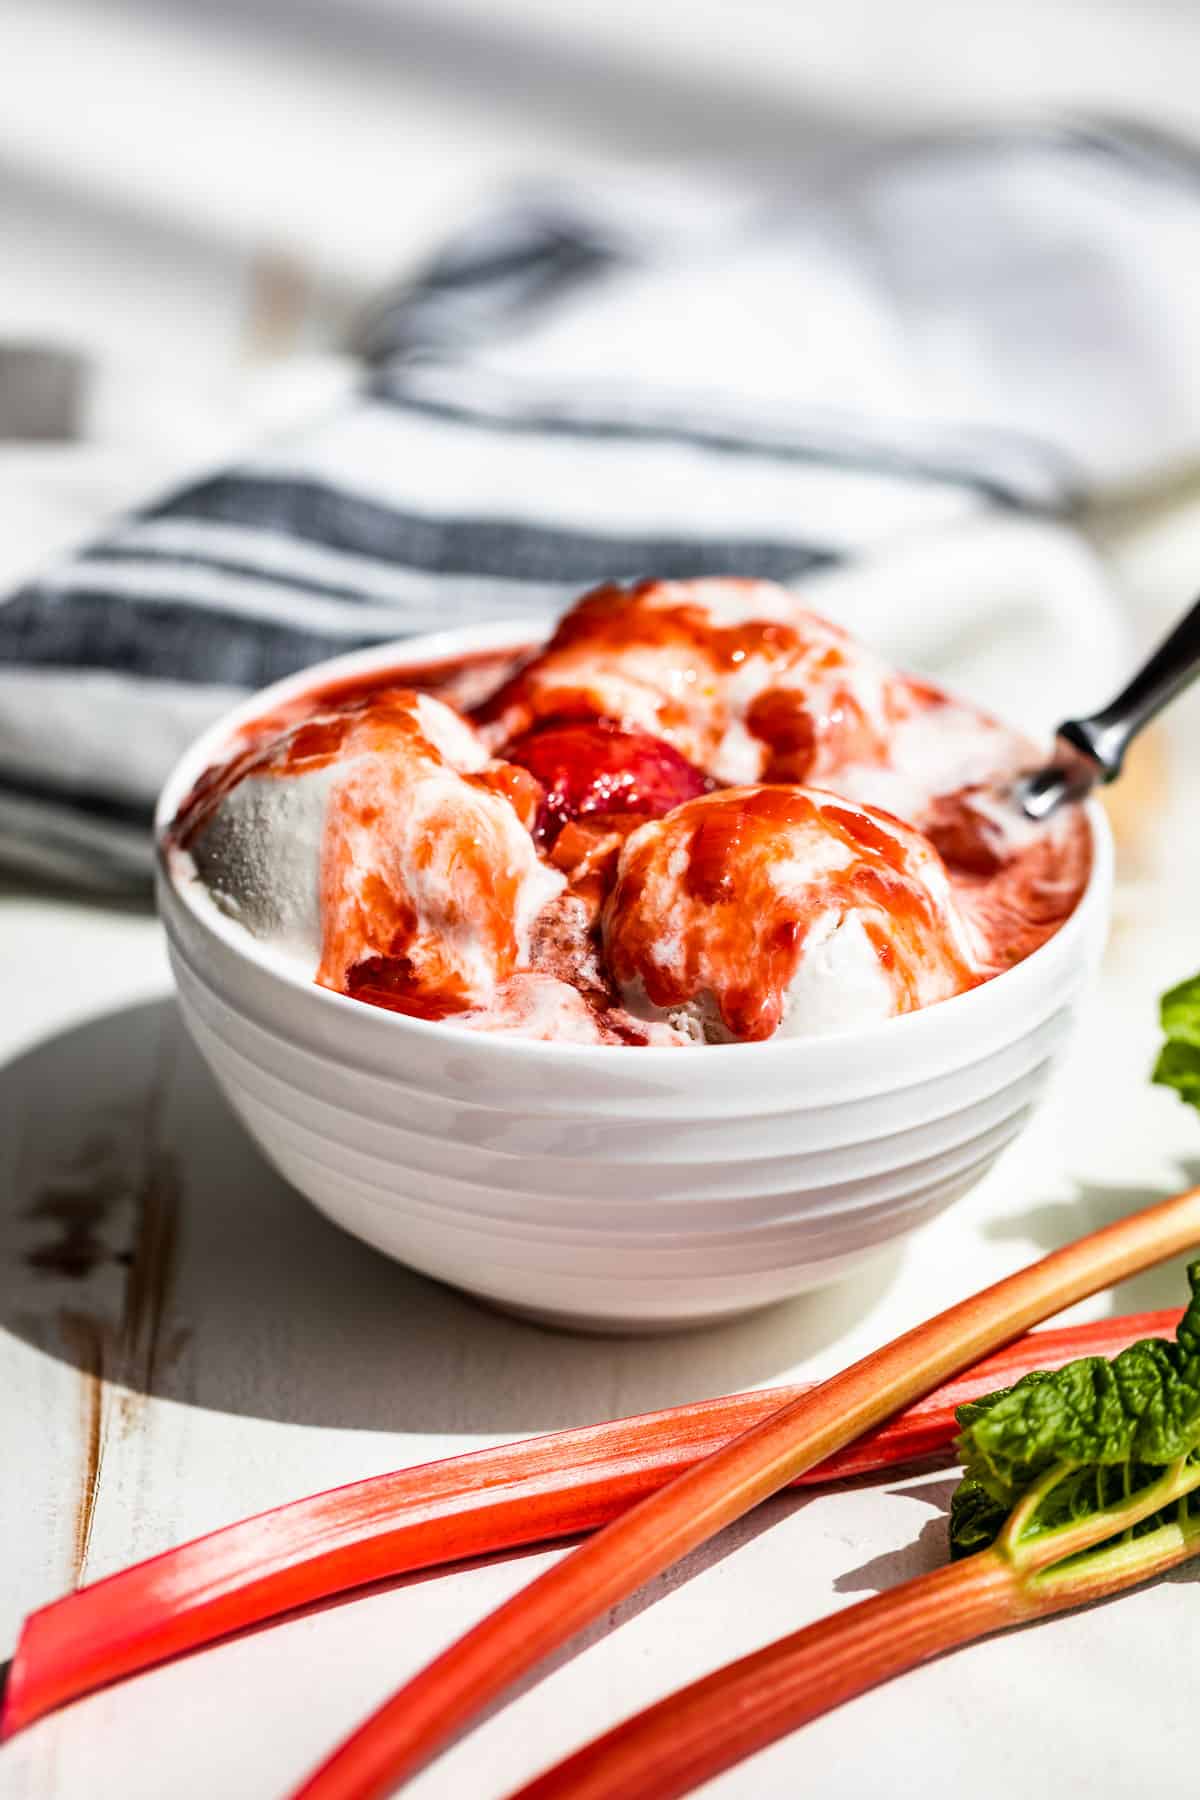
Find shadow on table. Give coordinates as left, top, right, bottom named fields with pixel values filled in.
left=832, top=1474, right=961, bottom=1594
left=982, top=1165, right=1200, bottom=1317
left=0, top=997, right=903, bottom=1437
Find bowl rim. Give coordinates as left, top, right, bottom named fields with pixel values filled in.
left=155, top=619, right=1114, bottom=1066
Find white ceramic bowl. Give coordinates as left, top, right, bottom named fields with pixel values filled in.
left=155, top=623, right=1113, bottom=1333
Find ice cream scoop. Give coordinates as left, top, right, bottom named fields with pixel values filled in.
left=602, top=786, right=981, bottom=1043
left=480, top=579, right=1042, bottom=837
left=477, top=577, right=919, bottom=785
left=182, top=687, right=563, bottom=1018
left=171, top=579, right=1096, bottom=1048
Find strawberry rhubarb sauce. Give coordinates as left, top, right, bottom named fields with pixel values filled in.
left=169, top=579, right=1091, bottom=1046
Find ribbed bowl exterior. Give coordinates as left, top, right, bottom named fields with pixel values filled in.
left=155, top=628, right=1113, bottom=1332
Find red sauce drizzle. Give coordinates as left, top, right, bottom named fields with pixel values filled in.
left=607, top=787, right=978, bottom=1042
left=506, top=719, right=714, bottom=845
left=170, top=596, right=1092, bottom=1042
left=473, top=581, right=805, bottom=754
left=316, top=762, right=533, bottom=1020
left=502, top=581, right=804, bottom=678
left=343, top=955, right=474, bottom=1021
left=169, top=650, right=524, bottom=849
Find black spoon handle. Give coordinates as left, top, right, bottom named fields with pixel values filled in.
left=1058, top=595, right=1200, bottom=781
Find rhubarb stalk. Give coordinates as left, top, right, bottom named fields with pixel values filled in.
left=505, top=1526, right=1200, bottom=1800
left=4, top=1313, right=1170, bottom=1741
left=510, top=1265, right=1200, bottom=1800
left=289, top=1184, right=1200, bottom=1800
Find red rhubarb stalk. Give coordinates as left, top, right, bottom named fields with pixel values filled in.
left=289, top=1184, right=1200, bottom=1800
left=510, top=1278, right=1200, bottom=1800
left=512, top=1557, right=1024, bottom=1800
left=506, top=1529, right=1200, bottom=1800
left=0, top=1310, right=1174, bottom=1741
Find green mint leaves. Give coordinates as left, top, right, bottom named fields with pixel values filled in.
left=1153, top=971, right=1200, bottom=1112
left=944, top=980, right=1200, bottom=1575
left=950, top=1265, right=1200, bottom=1561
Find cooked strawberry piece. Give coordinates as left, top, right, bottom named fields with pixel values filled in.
left=505, top=720, right=714, bottom=845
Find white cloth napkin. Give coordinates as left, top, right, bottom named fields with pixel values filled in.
left=5, top=119, right=1196, bottom=888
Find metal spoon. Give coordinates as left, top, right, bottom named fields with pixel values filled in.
left=1017, top=594, right=1200, bottom=820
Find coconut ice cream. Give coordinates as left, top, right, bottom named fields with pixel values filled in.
left=602, top=786, right=981, bottom=1043
left=169, top=578, right=1091, bottom=1045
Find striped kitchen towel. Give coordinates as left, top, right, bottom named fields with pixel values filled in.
left=3, top=120, right=1200, bottom=889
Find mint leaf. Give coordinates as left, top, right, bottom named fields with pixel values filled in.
left=948, top=1478, right=1009, bottom=1560
left=1176, top=1261, right=1200, bottom=1358
left=1153, top=971, right=1200, bottom=1112
left=1161, top=973, right=1200, bottom=1047
left=1153, top=1041, right=1200, bottom=1111
left=953, top=1366, right=1060, bottom=1435
left=950, top=1265, right=1200, bottom=1558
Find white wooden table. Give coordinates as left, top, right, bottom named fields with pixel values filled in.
left=4, top=522, right=1200, bottom=1798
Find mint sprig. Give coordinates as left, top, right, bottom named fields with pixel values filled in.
left=1153, top=971, right=1200, bottom=1112
left=951, top=1263, right=1200, bottom=1565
